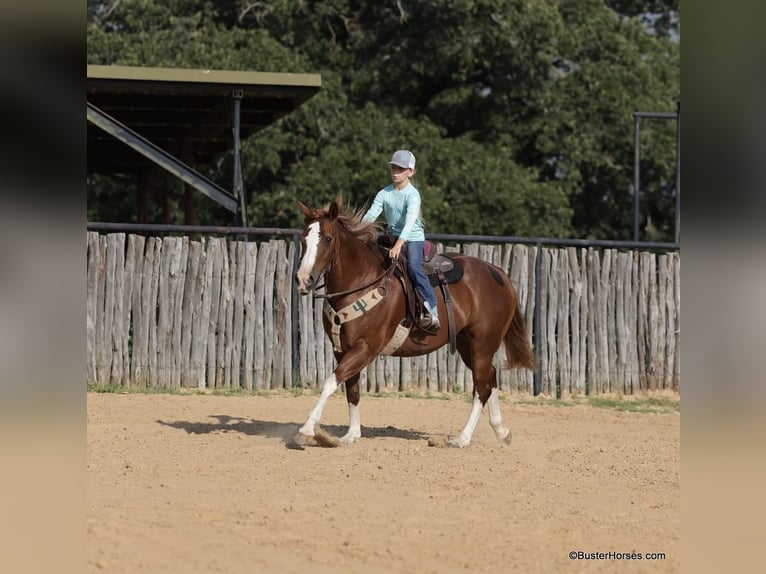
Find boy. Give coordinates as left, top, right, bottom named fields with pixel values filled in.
left=362, top=150, right=440, bottom=331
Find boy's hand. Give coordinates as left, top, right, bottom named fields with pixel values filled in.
left=389, top=239, right=405, bottom=260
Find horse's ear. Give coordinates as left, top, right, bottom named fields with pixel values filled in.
left=298, top=201, right=312, bottom=220
left=328, top=198, right=340, bottom=220
left=328, top=193, right=344, bottom=220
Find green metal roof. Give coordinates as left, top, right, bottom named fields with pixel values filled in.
left=88, top=64, right=321, bottom=90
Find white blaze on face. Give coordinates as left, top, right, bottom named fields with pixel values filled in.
left=296, top=221, right=320, bottom=290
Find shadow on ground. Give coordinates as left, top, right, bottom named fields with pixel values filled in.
left=156, top=415, right=430, bottom=448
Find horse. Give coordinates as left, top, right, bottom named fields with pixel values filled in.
left=294, top=196, right=535, bottom=448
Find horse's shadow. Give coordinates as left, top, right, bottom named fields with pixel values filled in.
left=156, top=415, right=430, bottom=448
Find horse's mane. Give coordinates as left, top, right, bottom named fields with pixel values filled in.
left=326, top=202, right=381, bottom=247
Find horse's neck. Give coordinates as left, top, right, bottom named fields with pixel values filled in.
left=326, top=236, right=384, bottom=292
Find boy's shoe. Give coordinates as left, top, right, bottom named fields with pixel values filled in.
left=418, top=312, right=440, bottom=331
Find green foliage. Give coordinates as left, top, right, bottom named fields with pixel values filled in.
left=87, top=0, right=679, bottom=240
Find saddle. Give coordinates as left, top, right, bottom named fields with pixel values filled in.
left=376, top=233, right=463, bottom=353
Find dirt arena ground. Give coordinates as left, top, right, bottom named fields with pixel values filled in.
left=87, top=391, right=680, bottom=573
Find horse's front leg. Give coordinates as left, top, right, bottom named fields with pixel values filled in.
left=295, top=342, right=372, bottom=445
left=296, top=372, right=339, bottom=440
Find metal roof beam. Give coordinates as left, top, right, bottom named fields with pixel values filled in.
left=87, top=101, right=239, bottom=213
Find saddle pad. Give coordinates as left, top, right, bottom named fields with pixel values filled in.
left=425, top=253, right=463, bottom=286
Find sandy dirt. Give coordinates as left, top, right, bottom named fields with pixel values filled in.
left=87, top=391, right=680, bottom=574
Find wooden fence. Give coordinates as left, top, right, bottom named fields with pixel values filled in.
left=86, top=232, right=679, bottom=395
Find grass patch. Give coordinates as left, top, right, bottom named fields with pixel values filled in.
left=514, top=393, right=679, bottom=413
left=587, top=395, right=680, bottom=413
left=516, top=396, right=579, bottom=407
left=88, top=383, right=121, bottom=393
left=87, top=383, right=186, bottom=395
left=87, top=383, right=304, bottom=397
left=404, top=390, right=452, bottom=400
left=367, top=389, right=454, bottom=401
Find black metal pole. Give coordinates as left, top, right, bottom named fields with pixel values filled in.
left=232, top=90, right=248, bottom=228
left=633, top=113, right=641, bottom=242
left=86, top=222, right=299, bottom=236
left=533, top=242, right=542, bottom=396
left=675, top=100, right=681, bottom=244
left=632, top=109, right=680, bottom=245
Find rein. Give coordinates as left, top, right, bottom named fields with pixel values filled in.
left=313, top=262, right=398, bottom=300
left=311, top=238, right=398, bottom=300
left=317, top=259, right=403, bottom=354
left=301, top=217, right=413, bottom=356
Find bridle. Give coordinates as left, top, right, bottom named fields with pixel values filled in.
left=303, top=219, right=399, bottom=300
left=300, top=217, right=410, bottom=356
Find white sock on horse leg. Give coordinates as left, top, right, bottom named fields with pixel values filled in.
left=299, top=374, right=338, bottom=436
left=450, top=393, right=483, bottom=447
left=340, top=403, right=362, bottom=443
left=487, top=387, right=511, bottom=443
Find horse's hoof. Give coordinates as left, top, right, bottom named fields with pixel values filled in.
left=313, top=426, right=340, bottom=448
left=427, top=436, right=448, bottom=447
left=500, top=428, right=512, bottom=445
left=339, top=434, right=360, bottom=445
left=291, top=432, right=317, bottom=448
left=447, top=438, right=467, bottom=448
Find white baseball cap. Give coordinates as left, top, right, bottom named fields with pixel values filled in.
left=388, top=150, right=416, bottom=169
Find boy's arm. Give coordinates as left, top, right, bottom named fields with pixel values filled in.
left=362, top=191, right=384, bottom=222
left=398, top=191, right=421, bottom=241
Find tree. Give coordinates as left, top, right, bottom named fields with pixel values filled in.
left=87, top=0, right=679, bottom=240
left=535, top=0, right=680, bottom=239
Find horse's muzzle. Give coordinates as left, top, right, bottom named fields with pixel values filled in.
left=295, top=272, right=315, bottom=294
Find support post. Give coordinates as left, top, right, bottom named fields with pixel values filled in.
left=633, top=113, right=641, bottom=242
left=533, top=242, right=542, bottom=396
left=232, top=89, right=248, bottom=228
left=675, top=100, right=681, bottom=243
left=632, top=107, right=681, bottom=244
left=291, top=233, right=302, bottom=388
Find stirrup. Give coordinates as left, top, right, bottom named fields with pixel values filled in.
left=418, top=313, right=440, bottom=334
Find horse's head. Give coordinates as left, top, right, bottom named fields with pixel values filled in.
left=295, top=197, right=343, bottom=293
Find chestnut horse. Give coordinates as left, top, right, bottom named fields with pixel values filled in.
left=294, top=197, right=535, bottom=448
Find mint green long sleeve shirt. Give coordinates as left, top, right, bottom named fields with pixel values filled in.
left=361, top=183, right=425, bottom=242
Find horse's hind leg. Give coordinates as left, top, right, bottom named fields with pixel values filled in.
left=450, top=340, right=510, bottom=447
left=448, top=339, right=486, bottom=447
left=340, top=373, right=362, bottom=444
left=487, top=386, right=512, bottom=445
left=449, top=388, right=484, bottom=448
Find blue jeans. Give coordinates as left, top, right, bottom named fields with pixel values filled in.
left=404, top=241, right=437, bottom=314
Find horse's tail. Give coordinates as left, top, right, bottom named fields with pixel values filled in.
left=504, top=303, right=536, bottom=371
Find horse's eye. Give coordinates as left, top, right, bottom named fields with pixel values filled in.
left=323, top=235, right=332, bottom=243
